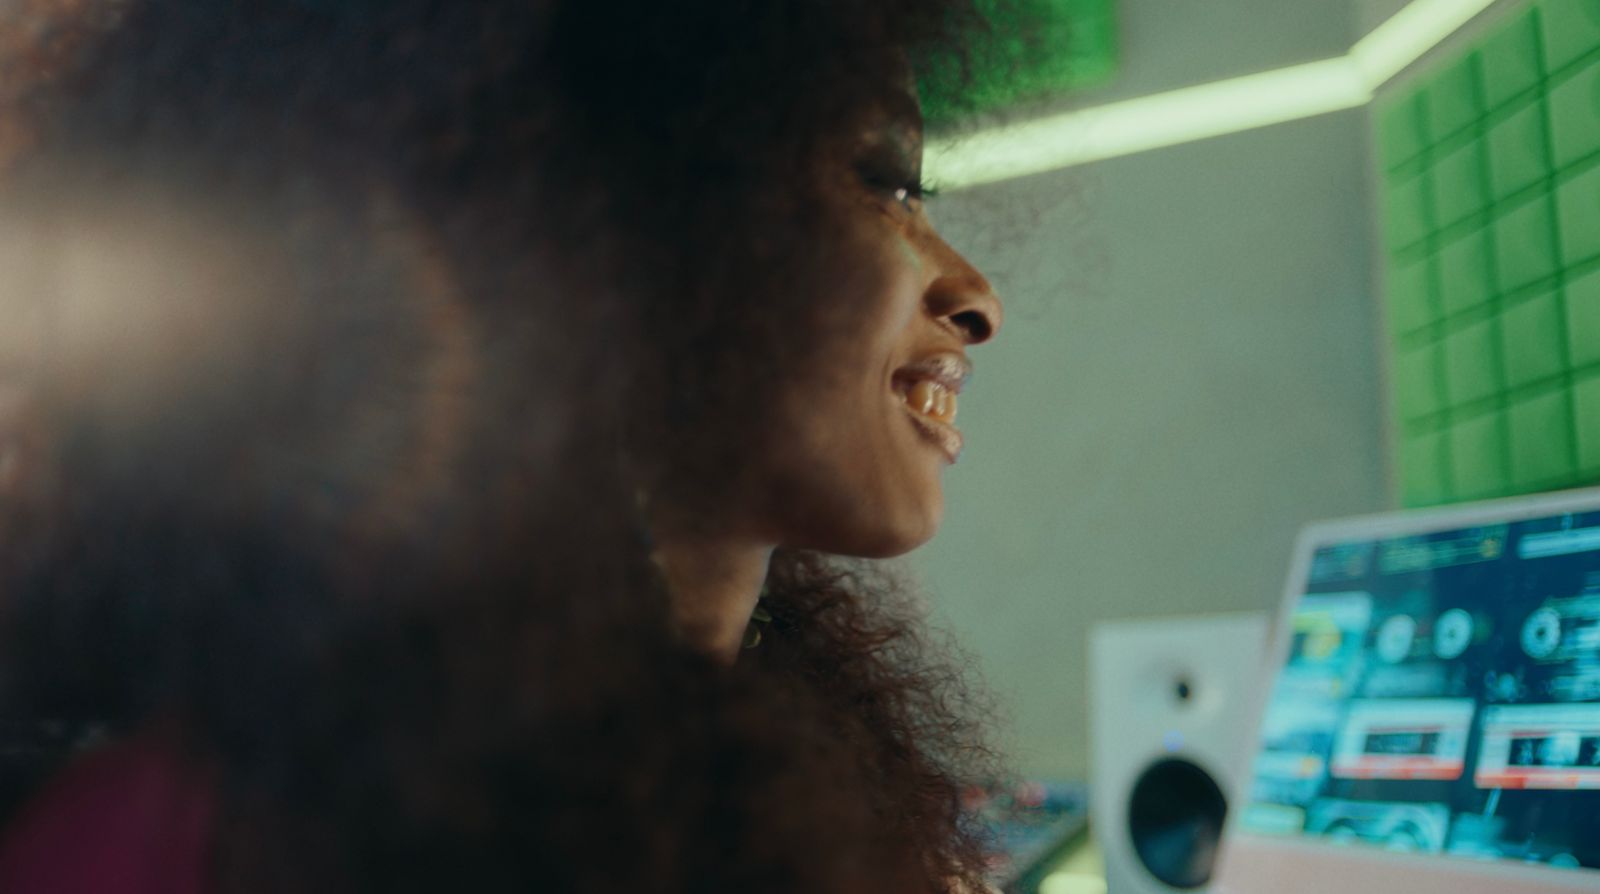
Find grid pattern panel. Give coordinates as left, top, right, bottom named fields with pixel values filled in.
left=1375, top=0, right=1600, bottom=507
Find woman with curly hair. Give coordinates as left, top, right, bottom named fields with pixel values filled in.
left=0, top=0, right=1013, bottom=891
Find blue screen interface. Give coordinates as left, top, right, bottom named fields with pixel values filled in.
left=1241, top=509, right=1600, bottom=872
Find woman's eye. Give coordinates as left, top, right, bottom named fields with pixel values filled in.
left=856, top=161, right=934, bottom=214
left=868, top=174, right=934, bottom=214
left=894, top=180, right=939, bottom=213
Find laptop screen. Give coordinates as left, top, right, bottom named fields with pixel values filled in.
left=1237, top=498, right=1600, bottom=877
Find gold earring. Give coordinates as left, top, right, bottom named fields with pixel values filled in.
left=741, top=598, right=773, bottom=650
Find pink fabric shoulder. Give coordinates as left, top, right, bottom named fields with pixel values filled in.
left=0, top=729, right=217, bottom=894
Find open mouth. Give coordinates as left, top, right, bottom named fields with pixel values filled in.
left=903, top=378, right=958, bottom=424
left=901, top=404, right=963, bottom=463
left=891, top=354, right=971, bottom=462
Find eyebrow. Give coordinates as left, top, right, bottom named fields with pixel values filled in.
left=857, top=109, right=923, bottom=177
left=882, top=88, right=922, bottom=128
left=879, top=91, right=924, bottom=146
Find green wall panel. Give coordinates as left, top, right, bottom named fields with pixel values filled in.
left=1540, top=0, right=1600, bottom=75
left=1444, top=319, right=1502, bottom=407
left=1547, top=57, right=1600, bottom=168
left=1401, top=431, right=1450, bottom=505
left=1385, top=171, right=1433, bottom=250
left=1396, top=343, right=1445, bottom=421
left=1431, top=140, right=1490, bottom=226
left=1450, top=411, right=1510, bottom=499
left=1439, top=227, right=1494, bottom=314
left=1481, top=8, right=1543, bottom=110
left=1568, top=266, right=1600, bottom=366
left=1501, top=288, right=1566, bottom=387
left=1426, top=59, right=1483, bottom=144
left=1388, top=257, right=1436, bottom=334
left=1487, top=100, right=1549, bottom=199
left=1508, top=389, right=1576, bottom=486
left=1558, top=163, right=1600, bottom=263
left=1577, top=372, right=1600, bottom=467
left=1377, top=0, right=1600, bottom=507
left=1494, top=192, right=1560, bottom=292
left=1377, top=92, right=1429, bottom=169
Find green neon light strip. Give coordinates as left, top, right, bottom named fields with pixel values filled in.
left=1349, top=0, right=1501, bottom=86
left=927, top=59, right=1369, bottom=187
left=926, top=0, right=1500, bottom=189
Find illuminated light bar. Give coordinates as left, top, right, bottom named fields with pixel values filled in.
left=925, top=59, right=1368, bottom=190
left=926, top=0, right=1499, bottom=190
left=1349, top=0, right=1500, bottom=87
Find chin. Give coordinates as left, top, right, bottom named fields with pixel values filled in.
left=767, top=461, right=945, bottom=558
left=826, top=505, right=944, bottom=559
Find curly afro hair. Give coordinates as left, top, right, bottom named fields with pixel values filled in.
left=0, top=1, right=1022, bottom=891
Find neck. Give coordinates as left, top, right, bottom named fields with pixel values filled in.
left=650, top=528, right=774, bottom=664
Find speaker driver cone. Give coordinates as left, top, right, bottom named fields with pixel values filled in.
left=1126, top=756, right=1227, bottom=889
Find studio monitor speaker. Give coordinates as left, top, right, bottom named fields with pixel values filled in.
left=1089, top=612, right=1270, bottom=894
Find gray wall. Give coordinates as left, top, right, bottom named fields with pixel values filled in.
left=1356, top=0, right=1413, bottom=36
left=1016, top=0, right=1354, bottom=117
left=908, top=0, right=1394, bottom=780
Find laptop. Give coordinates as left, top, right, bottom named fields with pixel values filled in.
left=1214, top=487, right=1600, bottom=894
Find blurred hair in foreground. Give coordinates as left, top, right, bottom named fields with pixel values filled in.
left=0, top=1, right=1017, bottom=891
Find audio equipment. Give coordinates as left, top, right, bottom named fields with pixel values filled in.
left=1090, top=612, right=1270, bottom=894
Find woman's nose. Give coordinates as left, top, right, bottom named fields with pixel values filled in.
left=924, top=244, right=1002, bottom=346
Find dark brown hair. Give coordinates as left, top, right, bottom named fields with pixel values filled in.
left=0, top=2, right=1013, bottom=890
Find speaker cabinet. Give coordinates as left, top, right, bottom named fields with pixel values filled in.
left=1089, top=612, right=1270, bottom=894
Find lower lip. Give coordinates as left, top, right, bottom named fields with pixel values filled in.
left=901, top=405, right=964, bottom=464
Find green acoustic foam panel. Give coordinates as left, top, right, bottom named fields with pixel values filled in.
left=920, top=0, right=1118, bottom=129
left=1388, top=256, right=1436, bottom=335
left=1449, top=410, right=1510, bottom=500
left=1558, top=162, right=1600, bottom=263
left=1501, top=287, right=1567, bottom=387
left=1377, top=92, right=1429, bottom=170
left=1481, top=7, right=1543, bottom=110
left=1431, top=139, right=1490, bottom=226
left=1509, top=388, right=1577, bottom=487
left=1376, top=0, right=1600, bottom=507
left=1493, top=191, right=1560, bottom=292
left=1486, top=100, right=1549, bottom=199
left=1577, top=371, right=1600, bottom=467
left=1385, top=171, right=1433, bottom=251
left=1439, top=226, right=1495, bottom=314
left=1395, top=342, right=1445, bottom=421
left=1539, top=0, right=1600, bottom=76
left=1548, top=57, right=1600, bottom=169
left=1401, top=430, right=1450, bottom=506
left=1444, top=319, right=1502, bottom=407
left=1569, top=265, right=1600, bottom=366
left=1425, top=58, right=1483, bottom=145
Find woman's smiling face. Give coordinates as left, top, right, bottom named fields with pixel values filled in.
left=732, top=90, right=1003, bottom=559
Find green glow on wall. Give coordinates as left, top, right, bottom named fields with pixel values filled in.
left=920, top=0, right=1119, bottom=130
left=925, top=0, right=1501, bottom=190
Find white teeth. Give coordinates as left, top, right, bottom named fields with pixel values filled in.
left=905, top=380, right=957, bottom=423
